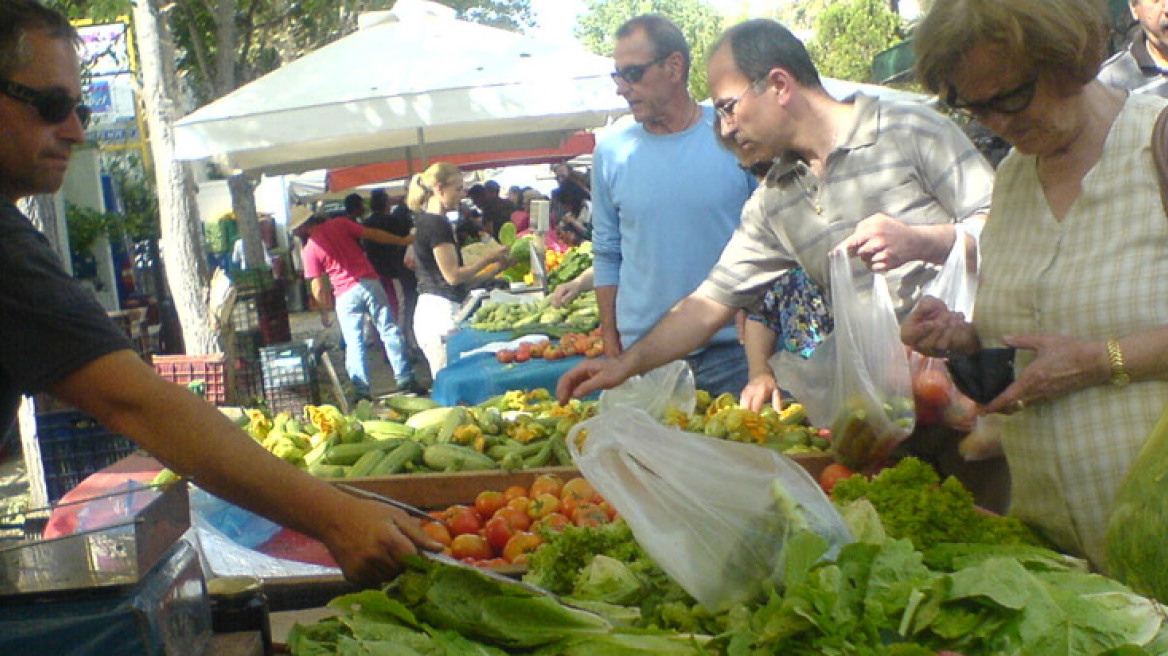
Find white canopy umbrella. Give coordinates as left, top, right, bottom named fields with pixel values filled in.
left=174, top=1, right=628, bottom=176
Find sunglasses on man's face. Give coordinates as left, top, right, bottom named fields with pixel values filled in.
left=610, top=54, right=668, bottom=84
left=0, top=77, right=91, bottom=128
left=946, top=74, right=1039, bottom=118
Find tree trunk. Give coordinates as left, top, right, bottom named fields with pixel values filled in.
left=213, top=0, right=238, bottom=96
left=229, top=174, right=266, bottom=270
left=133, top=0, right=221, bottom=356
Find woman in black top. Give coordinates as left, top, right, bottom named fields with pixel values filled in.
left=406, top=162, right=509, bottom=374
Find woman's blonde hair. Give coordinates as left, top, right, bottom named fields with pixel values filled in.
left=406, top=161, right=463, bottom=212
left=914, top=0, right=1109, bottom=96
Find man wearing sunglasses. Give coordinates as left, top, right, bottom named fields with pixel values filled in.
left=0, top=0, right=438, bottom=586
left=1099, top=0, right=1168, bottom=97
left=590, top=13, right=757, bottom=397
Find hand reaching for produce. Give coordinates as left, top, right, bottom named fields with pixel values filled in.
left=556, top=357, right=631, bottom=404
left=322, top=497, right=443, bottom=587
left=740, top=371, right=781, bottom=412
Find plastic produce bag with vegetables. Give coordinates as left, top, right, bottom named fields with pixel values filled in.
left=775, top=247, right=914, bottom=472
left=568, top=407, right=852, bottom=611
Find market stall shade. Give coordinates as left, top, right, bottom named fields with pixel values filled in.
left=173, top=2, right=629, bottom=177
left=325, top=131, right=596, bottom=191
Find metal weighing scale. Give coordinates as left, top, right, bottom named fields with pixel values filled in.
left=0, top=482, right=213, bottom=656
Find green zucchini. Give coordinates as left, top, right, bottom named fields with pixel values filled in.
left=371, top=440, right=423, bottom=476
left=422, top=444, right=499, bottom=472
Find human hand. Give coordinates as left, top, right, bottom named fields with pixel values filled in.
left=555, top=356, right=631, bottom=404
left=982, top=334, right=1109, bottom=415
left=842, top=213, right=921, bottom=273
left=900, top=296, right=978, bottom=357
left=552, top=279, right=580, bottom=308
left=740, top=372, right=781, bottom=412
left=322, top=498, right=442, bottom=587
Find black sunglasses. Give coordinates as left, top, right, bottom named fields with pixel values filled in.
left=611, top=54, right=668, bottom=84
left=0, top=77, right=91, bottom=128
left=946, top=74, right=1039, bottom=117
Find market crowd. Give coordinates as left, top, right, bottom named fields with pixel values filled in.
left=4, top=0, right=1168, bottom=590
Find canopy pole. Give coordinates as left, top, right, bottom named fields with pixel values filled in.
left=416, top=127, right=429, bottom=169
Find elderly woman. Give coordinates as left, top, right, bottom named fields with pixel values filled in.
left=903, top=0, right=1168, bottom=570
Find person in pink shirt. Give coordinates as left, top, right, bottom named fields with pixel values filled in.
left=293, top=212, right=422, bottom=397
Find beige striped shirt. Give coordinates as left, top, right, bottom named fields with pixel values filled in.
left=697, top=93, right=994, bottom=319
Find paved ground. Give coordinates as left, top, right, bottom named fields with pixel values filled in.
left=0, top=310, right=429, bottom=515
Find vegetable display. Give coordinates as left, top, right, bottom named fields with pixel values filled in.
left=290, top=456, right=1168, bottom=656
left=471, top=291, right=599, bottom=334
left=1106, top=406, right=1168, bottom=604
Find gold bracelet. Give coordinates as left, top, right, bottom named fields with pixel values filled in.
left=1107, top=338, right=1130, bottom=388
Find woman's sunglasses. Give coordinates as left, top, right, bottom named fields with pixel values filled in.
left=0, top=77, right=91, bottom=128
left=946, top=74, right=1039, bottom=117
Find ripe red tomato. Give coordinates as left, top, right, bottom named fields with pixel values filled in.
left=514, top=350, right=531, bottom=363
left=491, top=505, right=532, bottom=532
left=534, top=512, right=571, bottom=533
left=474, top=490, right=507, bottom=519
left=444, top=505, right=482, bottom=536
left=913, top=368, right=952, bottom=424
left=483, top=516, right=517, bottom=552
left=450, top=533, right=492, bottom=561
left=502, top=532, right=544, bottom=564
left=506, top=496, right=532, bottom=515
left=529, top=474, right=565, bottom=499
left=496, top=349, right=516, bottom=364
left=571, top=503, right=609, bottom=528
left=819, top=463, right=855, bottom=495
left=503, top=485, right=529, bottom=501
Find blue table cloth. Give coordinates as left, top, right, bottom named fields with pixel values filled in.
left=432, top=351, right=585, bottom=406
left=445, top=326, right=511, bottom=364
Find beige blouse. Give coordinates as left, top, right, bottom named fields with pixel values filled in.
left=977, top=92, right=1168, bottom=570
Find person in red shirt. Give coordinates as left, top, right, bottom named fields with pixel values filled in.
left=293, top=212, right=422, bottom=397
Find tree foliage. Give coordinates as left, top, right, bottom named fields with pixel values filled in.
left=807, top=0, right=904, bottom=82
left=575, top=0, right=725, bottom=101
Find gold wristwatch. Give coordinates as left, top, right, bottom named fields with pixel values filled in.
left=1107, top=338, right=1130, bottom=388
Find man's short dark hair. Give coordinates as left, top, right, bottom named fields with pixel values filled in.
left=344, top=193, right=364, bottom=215
left=467, top=184, right=486, bottom=198
left=712, top=19, right=823, bottom=91
left=616, top=14, right=692, bottom=82
left=0, top=0, right=79, bottom=78
left=484, top=180, right=500, bottom=191
left=369, top=188, right=390, bottom=213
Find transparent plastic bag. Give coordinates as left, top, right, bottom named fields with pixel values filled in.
left=568, top=407, right=852, bottom=610
left=912, top=223, right=981, bottom=430
left=597, top=360, right=697, bottom=419
left=775, top=247, right=914, bottom=472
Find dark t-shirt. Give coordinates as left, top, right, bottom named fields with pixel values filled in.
left=361, top=205, right=414, bottom=279
left=0, top=198, right=133, bottom=433
left=413, top=211, right=466, bottom=302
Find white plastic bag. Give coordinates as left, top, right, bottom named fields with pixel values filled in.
left=597, top=360, right=697, bottom=419
left=775, top=247, right=914, bottom=472
left=568, top=407, right=852, bottom=610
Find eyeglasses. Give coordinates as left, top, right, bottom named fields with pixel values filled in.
left=0, top=77, right=91, bottom=128
left=946, top=74, right=1039, bottom=117
left=714, top=80, right=764, bottom=123
left=611, top=54, right=668, bottom=84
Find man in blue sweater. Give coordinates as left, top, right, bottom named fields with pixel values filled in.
left=591, top=13, right=757, bottom=395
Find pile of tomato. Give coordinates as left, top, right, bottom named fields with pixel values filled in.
left=422, top=473, right=618, bottom=567
left=496, top=332, right=605, bottom=364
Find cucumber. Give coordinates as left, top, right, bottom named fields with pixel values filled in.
left=308, top=462, right=350, bottom=478
left=371, top=440, right=423, bottom=476
left=348, top=448, right=389, bottom=478
left=422, top=444, right=499, bottom=472
left=324, top=439, right=398, bottom=466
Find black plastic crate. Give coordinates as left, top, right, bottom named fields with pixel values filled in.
left=264, top=384, right=317, bottom=417
left=231, top=287, right=290, bottom=344
left=260, top=340, right=316, bottom=389
left=35, top=410, right=137, bottom=504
